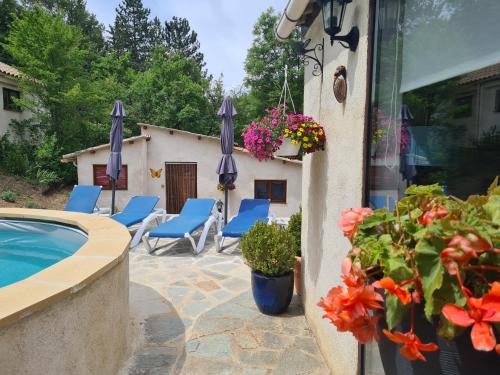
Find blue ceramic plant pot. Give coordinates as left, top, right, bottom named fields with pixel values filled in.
left=251, top=270, right=294, bottom=315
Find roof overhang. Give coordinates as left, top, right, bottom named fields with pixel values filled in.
left=276, top=0, right=320, bottom=41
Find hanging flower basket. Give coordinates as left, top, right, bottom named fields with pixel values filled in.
left=275, top=137, right=301, bottom=157
left=243, top=106, right=287, bottom=161
left=284, top=113, right=326, bottom=156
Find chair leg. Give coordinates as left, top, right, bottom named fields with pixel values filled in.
left=142, top=232, right=153, bottom=253
left=185, top=233, right=197, bottom=254
left=196, top=216, right=216, bottom=254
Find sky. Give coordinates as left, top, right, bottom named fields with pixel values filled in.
left=86, top=0, right=287, bottom=91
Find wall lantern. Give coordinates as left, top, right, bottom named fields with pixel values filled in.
left=320, top=0, right=359, bottom=51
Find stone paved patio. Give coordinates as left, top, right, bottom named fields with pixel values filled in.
left=120, top=233, right=330, bottom=375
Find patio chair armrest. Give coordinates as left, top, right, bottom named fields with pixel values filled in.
left=153, top=208, right=167, bottom=223
left=94, top=207, right=111, bottom=216
left=267, top=213, right=275, bottom=224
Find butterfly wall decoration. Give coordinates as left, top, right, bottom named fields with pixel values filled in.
left=150, top=168, right=162, bottom=178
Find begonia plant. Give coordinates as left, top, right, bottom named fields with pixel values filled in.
left=319, top=179, right=500, bottom=362
left=284, top=113, right=326, bottom=155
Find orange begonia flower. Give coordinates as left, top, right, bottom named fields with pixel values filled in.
left=440, top=234, right=491, bottom=275
left=373, top=277, right=411, bottom=305
left=351, top=315, right=380, bottom=344
left=383, top=329, right=439, bottom=361
left=338, top=208, right=373, bottom=238
left=418, top=205, right=448, bottom=226
left=442, top=282, right=500, bottom=352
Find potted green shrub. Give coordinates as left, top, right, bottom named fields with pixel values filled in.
left=241, top=222, right=295, bottom=314
left=288, top=209, right=302, bottom=296
left=318, top=181, right=500, bottom=374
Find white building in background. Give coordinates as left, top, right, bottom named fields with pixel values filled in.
left=62, top=124, right=302, bottom=218
left=0, top=61, right=27, bottom=136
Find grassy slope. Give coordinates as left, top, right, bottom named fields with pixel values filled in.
left=0, top=173, right=71, bottom=210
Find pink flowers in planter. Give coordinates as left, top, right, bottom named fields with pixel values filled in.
left=243, top=121, right=283, bottom=161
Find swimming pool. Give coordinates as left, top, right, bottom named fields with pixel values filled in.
left=0, top=219, right=87, bottom=287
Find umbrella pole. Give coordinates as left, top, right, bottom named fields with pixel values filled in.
left=111, top=179, right=116, bottom=215
left=224, top=183, right=228, bottom=225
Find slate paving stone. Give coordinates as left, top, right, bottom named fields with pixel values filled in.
left=191, top=316, right=243, bottom=338
left=211, top=289, right=233, bottom=300
left=205, top=301, right=260, bottom=320
left=238, top=350, right=280, bottom=368
left=128, top=346, right=177, bottom=374
left=123, top=246, right=330, bottom=375
left=272, top=348, right=322, bottom=375
left=293, top=336, right=320, bottom=355
left=178, top=356, right=240, bottom=375
left=258, top=331, right=293, bottom=350
left=144, top=316, right=186, bottom=343
left=234, top=332, right=259, bottom=349
left=241, top=369, right=268, bottom=375
left=185, top=334, right=233, bottom=360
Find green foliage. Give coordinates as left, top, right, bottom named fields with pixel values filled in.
left=0, top=136, right=30, bottom=175
left=0, top=0, right=20, bottom=64
left=164, top=16, right=205, bottom=71
left=385, top=294, right=408, bottom=330
left=1, top=190, right=18, bottom=203
left=288, top=209, right=302, bottom=257
left=129, top=50, right=214, bottom=133
left=24, top=199, right=42, bottom=209
left=241, top=222, right=295, bottom=277
left=243, top=8, right=303, bottom=117
left=110, top=0, right=153, bottom=69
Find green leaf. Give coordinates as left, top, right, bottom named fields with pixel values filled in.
left=415, top=238, right=445, bottom=320
left=382, top=255, right=413, bottom=283
left=437, top=315, right=465, bottom=340
left=385, top=294, right=408, bottom=330
left=484, top=195, right=500, bottom=225
left=405, top=184, right=444, bottom=196
left=432, top=273, right=466, bottom=316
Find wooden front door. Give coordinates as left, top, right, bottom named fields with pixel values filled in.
left=164, top=162, right=197, bottom=214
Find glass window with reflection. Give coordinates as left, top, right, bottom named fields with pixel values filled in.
left=254, top=180, right=287, bottom=203
left=366, top=0, right=500, bottom=372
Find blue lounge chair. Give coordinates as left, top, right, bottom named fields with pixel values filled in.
left=111, top=195, right=164, bottom=248
left=64, top=185, right=103, bottom=214
left=142, top=198, right=216, bottom=255
left=215, top=199, right=271, bottom=252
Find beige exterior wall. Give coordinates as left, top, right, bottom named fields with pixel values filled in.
left=301, top=2, right=371, bottom=374
left=73, top=126, right=302, bottom=217
left=76, top=138, right=149, bottom=212
left=0, top=74, right=27, bottom=136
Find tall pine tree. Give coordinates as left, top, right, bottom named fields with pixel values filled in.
left=110, top=0, right=152, bottom=69
left=164, top=16, right=205, bottom=70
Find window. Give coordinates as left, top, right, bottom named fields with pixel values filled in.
left=454, top=95, right=473, bottom=118
left=2, top=88, right=21, bottom=112
left=254, top=180, right=287, bottom=203
left=494, top=89, right=500, bottom=112
left=93, top=164, right=128, bottom=190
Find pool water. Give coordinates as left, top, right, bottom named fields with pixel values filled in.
left=0, top=220, right=87, bottom=288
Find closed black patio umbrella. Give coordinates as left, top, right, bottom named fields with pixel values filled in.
left=216, top=97, right=237, bottom=224
left=106, top=100, right=125, bottom=215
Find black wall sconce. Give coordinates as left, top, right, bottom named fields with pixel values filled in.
left=320, top=0, right=359, bottom=51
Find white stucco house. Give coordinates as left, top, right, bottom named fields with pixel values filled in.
left=62, top=124, right=302, bottom=218
left=0, top=61, right=28, bottom=136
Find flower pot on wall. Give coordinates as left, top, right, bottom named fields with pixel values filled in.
left=275, top=137, right=300, bottom=157
left=377, top=303, right=500, bottom=375
left=251, top=270, right=294, bottom=315
left=293, top=256, right=302, bottom=296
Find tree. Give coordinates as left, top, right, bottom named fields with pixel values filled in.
left=5, top=7, right=110, bottom=181
left=0, top=0, right=20, bottom=64
left=110, top=0, right=153, bottom=69
left=23, top=0, right=105, bottom=53
left=163, top=16, right=205, bottom=70
left=206, top=74, right=225, bottom=136
left=244, top=8, right=303, bottom=117
left=128, top=49, right=213, bottom=134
